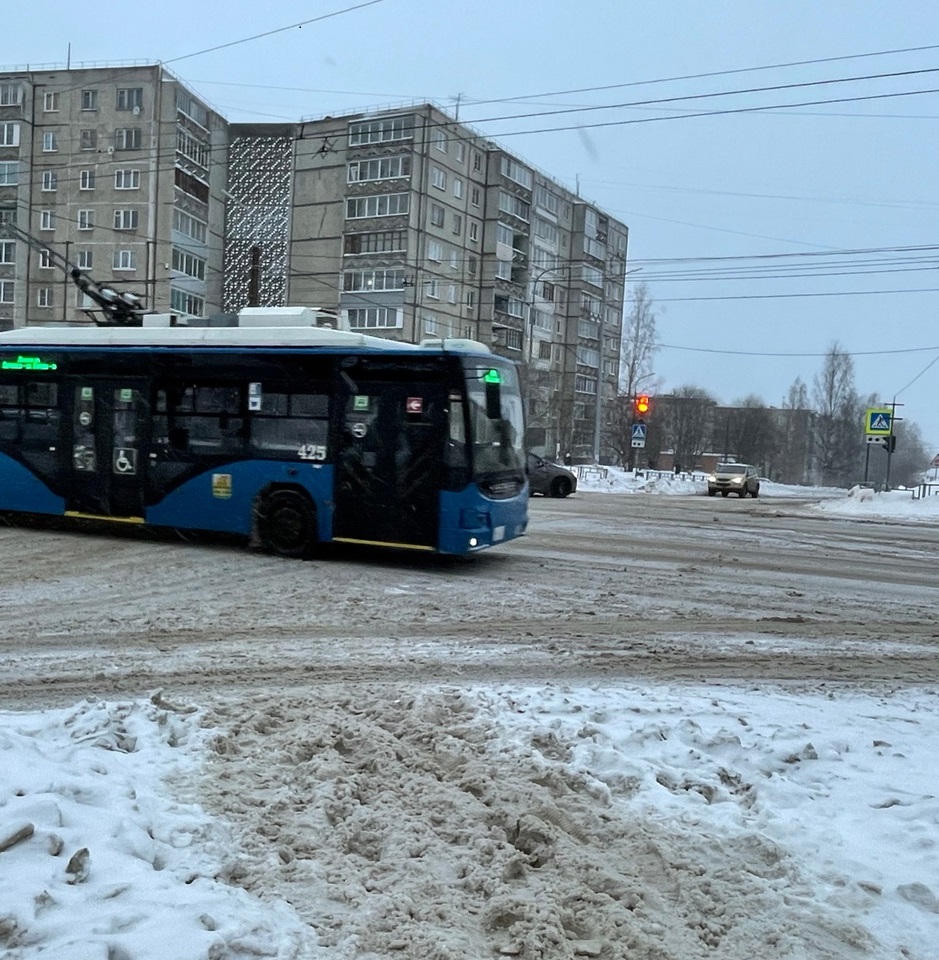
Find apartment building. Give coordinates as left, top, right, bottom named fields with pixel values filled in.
left=229, top=104, right=629, bottom=461
left=1, top=66, right=629, bottom=461
left=0, top=64, right=226, bottom=328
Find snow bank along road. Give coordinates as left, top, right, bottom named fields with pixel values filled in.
left=1, top=492, right=935, bottom=706
left=1, top=493, right=937, bottom=959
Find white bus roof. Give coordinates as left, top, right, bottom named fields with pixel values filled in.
left=0, top=325, right=424, bottom=351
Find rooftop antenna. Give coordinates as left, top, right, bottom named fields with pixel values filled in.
left=67, top=43, right=71, bottom=69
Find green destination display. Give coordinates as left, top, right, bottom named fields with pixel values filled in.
left=1, top=355, right=58, bottom=371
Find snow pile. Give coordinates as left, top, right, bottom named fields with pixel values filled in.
left=2, top=685, right=938, bottom=959
left=573, top=463, right=939, bottom=520
left=0, top=696, right=315, bottom=959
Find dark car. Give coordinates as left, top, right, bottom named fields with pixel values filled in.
left=527, top=453, right=577, bottom=498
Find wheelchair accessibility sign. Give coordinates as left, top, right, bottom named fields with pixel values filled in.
left=865, top=408, right=892, bottom=436
left=113, top=447, right=138, bottom=475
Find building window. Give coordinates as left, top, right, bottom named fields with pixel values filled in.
left=347, top=155, right=411, bottom=182
left=345, top=193, right=409, bottom=219
left=426, top=278, right=440, bottom=300
left=422, top=312, right=438, bottom=335
left=500, top=157, right=533, bottom=190
left=113, top=249, right=138, bottom=271
left=79, top=169, right=96, bottom=190
left=447, top=283, right=458, bottom=304
left=343, top=230, right=406, bottom=255
left=455, top=141, right=466, bottom=163
left=504, top=328, right=523, bottom=351
left=343, top=268, right=407, bottom=292
left=115, top=128, right=141, bottom=150
left=80, top=129, right=98, bottom=151
left=449, top=249, right=460, bottom=271
left=0, top=241, right=13, bottom=264
left=41, top=171, right=57, bottom=192
left=429, top=203, right=445, bottom=228
left=498, top=191, right=530, bottom=221
left=346, top=307, right=401, bottom=329
left=348, top=115, right=414, bottom=145
left=114, top=168, right=140, bottom=190
left=431, top=166, right=447, bottom=190
left=469, top=222, right=479, bottom=243
left=171, top=247, right=205, bottom=280
left=470, top=186, right=481, bottom=208
left=451, top=214, right=462, bottom=237
left=81, top=89, right=98, bottom=111
left=114, top=209, right=139, bottom=231
left=575, top=375, right=598, bottom=394
left=43, top=92, right=59, bottom=112
left=533, top=217, right=559, bottom=246
left=427, top=239, right=444, bottom=263
left=170, top=287, right=205, bottom=317
left=0, top=123, right=19, bottom=147
left=467, top=255, right=478, bottom=277
left=77, top=210, right=95, bottom=230
left=173, top=209, right=207, bottom=243
left=0, top=162, right=17, bottom=187
left=453, top=177, right=464, bottom=199
left=176, top=130, right=209, bottom=170
left=432, top=129, right=447, bottom=153
left=539, top=340, right=554, bottom=361
left=116, top=88, right=143, bottom=111
left=40, top=210, right=55, bottom=231
left=176, top=91, right=209, bottom=129
left=37, top=287, right=54, bottom=308
left=536, top=187, right=560, bottom=218
left=582, top=264, right=604, bottom=287
left=0, top=280, right=14, bottom=303
left=0, top=83, right=22, bottom=106
left=472, top=152, right=483, bottom=172
left=77, top=249, right=93, bottom=270
left=464, top=290, right=476, bottom=312
left=577, top=346, right=600, bottom=368
left=39, top=249, right=53, bottom=268
left=42, top=132, right=57, bottom=152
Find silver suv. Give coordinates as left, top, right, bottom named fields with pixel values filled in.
left=707, top=463, right=760, bottom=498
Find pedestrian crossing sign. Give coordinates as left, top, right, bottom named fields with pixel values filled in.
left=865, top=408, right=892, bottom=436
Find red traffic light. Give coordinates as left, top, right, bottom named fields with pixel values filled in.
left=634, top=394, right=651, bottom=415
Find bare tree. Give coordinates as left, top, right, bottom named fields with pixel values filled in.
left=811, top=342, right=861, bottom=486
left=619, top=283, right=659, bottom=398
left=610, top=283, right=659, bottom=466
left=771, top=378, right=814, bottom=483
left=721, top=394, right=777, bottom=469
left=658, top=386, right=717, bottom=471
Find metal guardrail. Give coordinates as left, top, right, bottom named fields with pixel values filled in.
left=912, top=482, right=939, bottom=500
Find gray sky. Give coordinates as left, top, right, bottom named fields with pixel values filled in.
left=10, top=1, right=939, bottom=454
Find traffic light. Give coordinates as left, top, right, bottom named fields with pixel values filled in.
left=634, top=394, right=651, bottom=417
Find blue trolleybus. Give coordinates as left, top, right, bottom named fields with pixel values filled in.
left=0, top=313, right=528, bottom=558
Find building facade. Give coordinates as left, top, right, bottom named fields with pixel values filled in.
left=0, top=64, right=227, bottom=329
left=1, top=66, right=629, bottom=462
left=229, top=104, right=629, bottom=461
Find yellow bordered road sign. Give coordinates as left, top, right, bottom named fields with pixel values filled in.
left=865, top=408, right=892, bottom=436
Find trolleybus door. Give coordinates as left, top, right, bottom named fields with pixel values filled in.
left=333, top=381, right=444, bottom=550
left=66, top=381, right=148, bottom=519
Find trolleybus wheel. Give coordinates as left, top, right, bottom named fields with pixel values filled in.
left=257, top=490, right=317, bottom=559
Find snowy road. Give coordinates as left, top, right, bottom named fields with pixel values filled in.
left=2, top=493, right=938, bottom=959
left=1, top=493, right=936, bottom=708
